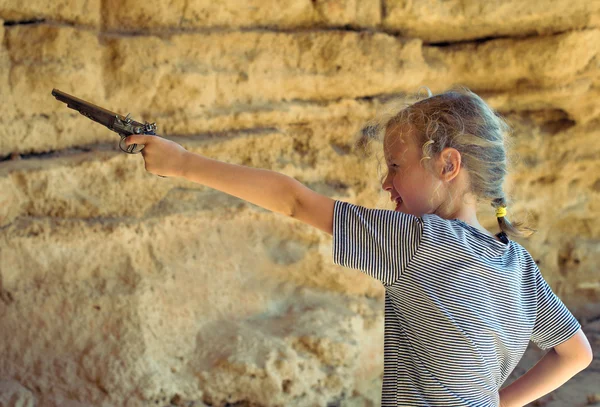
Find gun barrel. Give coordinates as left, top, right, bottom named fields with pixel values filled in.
left=51, top=89, right=124, bottom=122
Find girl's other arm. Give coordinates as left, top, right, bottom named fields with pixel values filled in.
left=499, top=328, right=593, bottom=407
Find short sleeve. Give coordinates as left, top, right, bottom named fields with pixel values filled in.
left=530, top=267, right=581, bottom=350
left=332, top=200, right=423, bottom=286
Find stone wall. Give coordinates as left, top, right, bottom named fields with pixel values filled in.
left=0, top=1, right=599, bottom=406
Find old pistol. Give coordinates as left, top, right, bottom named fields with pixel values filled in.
left=51, top=88, right=157, bottom=154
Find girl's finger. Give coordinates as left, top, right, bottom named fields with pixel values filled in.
left=125, top=135, right=150, bottom=146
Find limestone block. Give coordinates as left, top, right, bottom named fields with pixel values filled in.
left=0, top=271, right=185, bottom=406
left=0, top=25, right=107, bottom=155
left=155, top=97, right=376, bottom=137
left=313, top=0, right=381, bottom=27
left=383, top=0, right=600, bottom=42
left=0, top=113, right=111, bottom=156
left=0, top=148, right=169, bottom=226
left=423, top=29, right=600, bottom=92
left=4, top=25, right=104, bottom=117
left=103, top=0, right=380, bottom=32
left=103, top=31, right=426, bottom=114
left=0, top=20, right=17, bottom=131
left=0, top=0, right=101, bottom=27
left=482, top=80, right=600, bottom=125
left=191, top=292, right=383, bottom=406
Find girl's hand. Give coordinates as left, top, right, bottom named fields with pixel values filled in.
left=124, top=134, right=189, bottom=178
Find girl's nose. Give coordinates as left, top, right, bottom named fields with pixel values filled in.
left=381, top=173, right=392, bottom=192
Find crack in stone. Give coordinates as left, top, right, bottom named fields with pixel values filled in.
left=2, top=18, right=46, bottom=26
left=0, top=127, right=281, bottom=163
left=3, top=17, right=590, bottom=46
left=425, top=27, right=583, bottom=47
left=0, top=144, right=115, bottom=162
left=1, top=195, right=259, bottom=229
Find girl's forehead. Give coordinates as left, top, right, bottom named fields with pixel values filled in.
left=384, top=123, right=415, bottom=160
left=384, top=121, right=415, bottom=143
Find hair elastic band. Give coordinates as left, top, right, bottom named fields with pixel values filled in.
left=496, top=207, right=507, bottom=218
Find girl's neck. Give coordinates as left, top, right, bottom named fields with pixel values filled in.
left=444, top=205, right=500, bottom=240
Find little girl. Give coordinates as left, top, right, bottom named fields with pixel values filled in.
left=125, top=86, right=593, bottom=407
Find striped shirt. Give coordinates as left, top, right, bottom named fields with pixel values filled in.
left=332, top=201, right=581, bottom=407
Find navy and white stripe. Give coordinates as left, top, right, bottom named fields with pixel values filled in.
left=332, top=201, right=581, bottom=407
left=333, top=199, right=422, bottom=286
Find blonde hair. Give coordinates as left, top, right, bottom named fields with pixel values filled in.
left=357, top=85, right=536, bottom=239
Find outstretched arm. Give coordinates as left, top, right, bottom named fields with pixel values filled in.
left=181, top=151, right=299, bottom=218
left=125, top=134, right=335, bottom=231
left=183, top=152, right=335, bottom=234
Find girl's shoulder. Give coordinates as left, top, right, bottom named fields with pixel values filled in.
left=420, top=213, right=515, bottom=258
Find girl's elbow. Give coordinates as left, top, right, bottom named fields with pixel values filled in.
left=578, top=333, right=594, bottom=368
left=574, top=348, right=594, bottom=373
left=553, top=328, right=594, bottom=369
left=582, top=344, right=594, bottom=367
left=574, top=346, right=594, bottom=370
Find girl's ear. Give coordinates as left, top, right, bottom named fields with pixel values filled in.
left=440, top=147, right=461, bottom=181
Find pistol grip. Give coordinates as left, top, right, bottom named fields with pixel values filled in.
left=119, top=136, right=145, bottom=154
